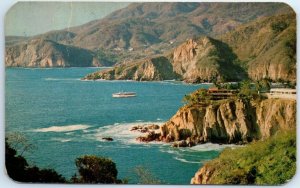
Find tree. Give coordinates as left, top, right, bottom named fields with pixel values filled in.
left=134, top=166, right=162, bottom=184
left=238, top=80, right=257, bottom=100
left=74, top=155, right=121, bottom=183
left=183, top=88, right=211, bottom=105
left=5, top=138, right=66, bottom=183
left=255, top=79, right=271, bottom=93
left=6, top=132, right=36, bottom=156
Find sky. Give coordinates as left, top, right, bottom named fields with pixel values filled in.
left=5, top=2, right=130, bottom=36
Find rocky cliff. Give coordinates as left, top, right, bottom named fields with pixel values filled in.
left=6, top=2, right=293, bottom=68
left=170, top=37, right=246, bottom=83
left=84, top=56, right=179, bottom=81
left=5, top=39, right=100, bottom=67
left=221, top=13, right=296, bottom=83
left=159, top=98, right=296, bottom=144
left=85, top=36, right=246, bottom=83
left=84, top=11, right=296, bottom=83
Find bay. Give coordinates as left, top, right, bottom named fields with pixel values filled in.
left=5, top=67, right=222, bottom=184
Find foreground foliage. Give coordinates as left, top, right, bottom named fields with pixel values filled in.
left=203, top=131, right=296, bottom=185
left=5, top=139, right=66, bottom=183
left=134, top=166, right=162, bottom=184
left=5, top=136, right=124, bottom=184
left=72, top=155, right=122, bottom=183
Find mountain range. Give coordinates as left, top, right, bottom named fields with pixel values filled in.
left=5, top=2, right=296, bottom=82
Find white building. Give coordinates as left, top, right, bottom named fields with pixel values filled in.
left=265, top=88, right=297, bottom=100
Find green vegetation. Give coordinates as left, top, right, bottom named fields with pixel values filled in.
left=221, top=13, right=296, bottom=82
left=183, top=88, right=211, bottom=105
left=271, top=21, right=288, bottom=33
left=5, top=138, right=66, bottom=183
left=134, top=166, right=162, bottom=184
left=5, top=133, right=125, bottom=184
left=203, top=131, right=296, bottom=185
left=183, top=78, right=272, bottom=106
left=72, top=155, right=122, bottom=183
left=96, top=48, right=120, bottom=66
left=237, top=80, right=258, bottom=100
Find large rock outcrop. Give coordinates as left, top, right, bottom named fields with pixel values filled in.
left=170, top=37, right=246, bottom=83
left=160, top=98, right=296, bottom=144
left=84, top=56, right=180, bottom=81
left=5, top=39, right=100, bottom=67
left=85, top=36, right=246, bottom=82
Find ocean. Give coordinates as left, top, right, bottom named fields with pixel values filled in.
left=5, top=67, right=227, bottom=184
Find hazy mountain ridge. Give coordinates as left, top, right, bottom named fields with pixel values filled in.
left=66, top=2, right=292, bottom=51
left=85, top=12, right=296, bottom=83
left=5, top=39, right=100, bottom=67
left=84, top=36, right=247, bottom=83
left=5, top=2, right=295, bottom=82
left=5, top=2, right=293, bottom=68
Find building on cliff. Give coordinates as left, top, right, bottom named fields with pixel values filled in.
left=207, top=87, right=238, bottom=100
left=264, top=88, right=297, bottom=100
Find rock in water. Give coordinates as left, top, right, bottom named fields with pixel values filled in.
left=102, top=137, right=113, bottom=141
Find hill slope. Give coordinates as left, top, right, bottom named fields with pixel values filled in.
left=5, top=2, right=294, bottom=68
left=191, top=131, right=296, bottom=185
left=84, top=36, right=246, bottom=83
left=85, top=12, right=296, bottom=83
left=220, top=13, right=296, bottom=82
left=5, top=39, right=100, bottom=67
left=69, top=2, right=292, bottom=51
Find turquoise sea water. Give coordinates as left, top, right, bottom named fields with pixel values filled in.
left=5, top=68, right=226, bottom=184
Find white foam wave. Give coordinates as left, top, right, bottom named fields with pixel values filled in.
left=33, top=124, right=91, bottom=132
left=51, top=138, right=72, bottom=142
left=45, top=78, right=80, bottom=81
left=188, top=143, right=243, bottom=152
left=93, top=121, right=164, bottom=145
left=173, top=157, right=201, bottom=164
left=160, top=149, right=178, bottom=154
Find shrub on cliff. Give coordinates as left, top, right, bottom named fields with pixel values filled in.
left=197, top=131, right=296, bottom=185
left=183, top=88, right=211, bottom=105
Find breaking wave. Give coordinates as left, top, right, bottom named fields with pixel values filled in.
left=51, top=138, right=72, bottom=142
left=188, top=143, right=243, bottom=152
left=45, top=78, right=80, bottom=81
left=173, top=157, right=202, bottom=164
left=92, top=121, right=164, bottom=145
left=33, top=124, right=91, bottom=132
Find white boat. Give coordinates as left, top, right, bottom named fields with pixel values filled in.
left=112, top=92, right=136, bottom=98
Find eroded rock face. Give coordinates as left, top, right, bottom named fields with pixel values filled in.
left=160, top=99, right=296, bottom=144
left=190, top=165, right=215, bottom=184
left=184, top=98, right=296, bottom=184
left=5, top=39, right=100, bottom=67
left=170, top=37, right=244, bottom=83
left=84, top=36, right=245, bottom=83
left=84, top=56, right=179, bottom=81
left=221, top=13, right=296, bottom=83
